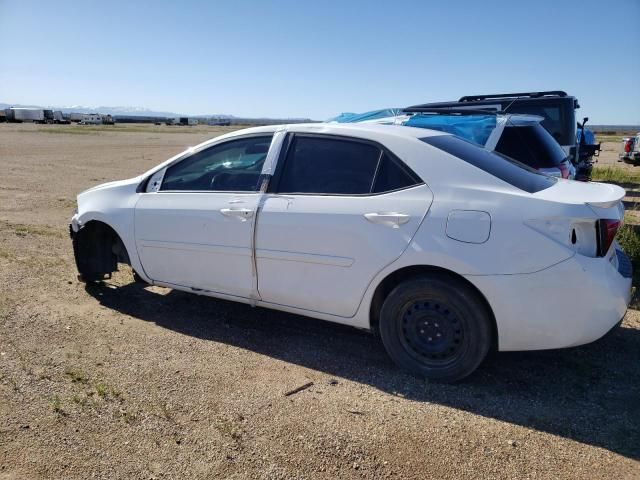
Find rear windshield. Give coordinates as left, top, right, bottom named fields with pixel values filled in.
left=495, top=124, right=568, bottom=169
left=499, top=102, right=573, bottom=146
left=421, top=135, right=557, bottom=193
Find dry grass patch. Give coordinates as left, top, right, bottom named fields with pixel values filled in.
left=592, top=166, right=640, bottom=185
left=0, top=219, right=65, bottom=238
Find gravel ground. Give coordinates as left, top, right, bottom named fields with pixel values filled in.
left=0, top=123, right=639, bottom=479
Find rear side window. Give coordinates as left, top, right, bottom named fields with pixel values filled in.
left=373, top=153, right=420, bottom=193
left=495, top=124, right=568, bottom=169
left=275, top=136, right=421, bottom=195
left=421, top=135, right=556, bottom=193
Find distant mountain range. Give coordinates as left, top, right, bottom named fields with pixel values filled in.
left=0, top=102, right=314, bottom=122
left=1, top=102, right=184, bottom=118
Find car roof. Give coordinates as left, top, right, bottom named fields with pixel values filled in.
left=140, top=122, right=451, bottom=181
left=214, top=116, right=543, bottom=149
left=220, top=122, right=448, bottom=142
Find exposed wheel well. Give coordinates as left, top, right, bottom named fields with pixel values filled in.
left=369, top=265, right=498, bottom=349
left=72, top=220, right=130, bottom=281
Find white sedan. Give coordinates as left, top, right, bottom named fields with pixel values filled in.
left=70, top=123, right=632, bottom=382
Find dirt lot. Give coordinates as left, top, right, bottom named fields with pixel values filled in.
left=1, top=123, right=639, bottom=479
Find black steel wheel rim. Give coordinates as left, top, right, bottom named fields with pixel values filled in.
left=399, top=299, right=463, bottom=365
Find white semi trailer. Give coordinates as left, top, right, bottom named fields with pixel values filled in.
left=9, top=108, right=45, bottom=123
left=79, top=114, right=103, bottom=125
left=69, top=113, right=84, bottom=123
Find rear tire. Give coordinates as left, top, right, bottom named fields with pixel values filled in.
left=379, top=274, right=492, bottom=383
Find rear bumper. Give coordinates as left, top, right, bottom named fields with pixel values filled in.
left=619, top=152, right=640, bottom=162
left=467, top=246, right=632, bottom=351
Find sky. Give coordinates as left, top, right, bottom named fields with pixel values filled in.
left=1, top=0, right=639, bottom=123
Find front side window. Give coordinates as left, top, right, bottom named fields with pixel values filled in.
left=160, top=135, right=273, bottom=192
left=275, top=136, right=421, bottom=195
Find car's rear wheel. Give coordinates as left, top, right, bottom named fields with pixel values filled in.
left=379, top=274, right=492, bottom=383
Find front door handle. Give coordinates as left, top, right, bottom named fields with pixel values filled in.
left=220, top=208, right=254, bottom=221
left=364, top=212, right=411, bottom=228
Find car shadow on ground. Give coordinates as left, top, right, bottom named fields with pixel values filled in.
left=86, top=281, right=640, bottom=460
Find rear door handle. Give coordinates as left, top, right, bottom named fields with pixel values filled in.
left=364, top=212, right=410, bottom=228
left=220, top=208, right=254, bottom=221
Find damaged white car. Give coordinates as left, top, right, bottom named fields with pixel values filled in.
left=70, top=123, right=632, bottom=382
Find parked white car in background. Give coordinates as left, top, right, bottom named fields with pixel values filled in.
left=70, top=123, right=632, bottom=382
left=619, top=133, right=640, bottom=165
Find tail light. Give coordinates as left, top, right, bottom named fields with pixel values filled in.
left=596, top=219, right=620, bottom=256
left=536, top=167, right=566, bottom=178
left=624, top=139, right=633, bottom=153
left=558, top=163, right=570, bottom=179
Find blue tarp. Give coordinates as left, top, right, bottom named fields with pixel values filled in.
left=327, top=108, right=402, bottom=123
left=326, top=108, right=499, bottom=147
left=404, top=114, right=497, bottom=146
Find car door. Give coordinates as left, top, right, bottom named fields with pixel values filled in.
left=134, top=134, right=274, bottom=298
left=255, top=133, right=433, bottom=317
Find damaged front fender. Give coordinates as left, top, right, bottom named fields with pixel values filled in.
left=71, top=220, right=130, bottom=282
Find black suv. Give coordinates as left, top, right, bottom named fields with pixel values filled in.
left=408, top=91, right=578, bottom=159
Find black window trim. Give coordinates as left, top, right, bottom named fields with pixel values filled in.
left=137, top=133, right=274, bottom=194
left=420, top=134, right=557, bottom=194
left=267, top=132, right=424, bottom=197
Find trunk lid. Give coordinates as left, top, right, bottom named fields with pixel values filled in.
left=532, top=179, right=625, bottom=210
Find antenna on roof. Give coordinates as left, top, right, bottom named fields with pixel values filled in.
left=502, top=97, right=518, bottom=113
